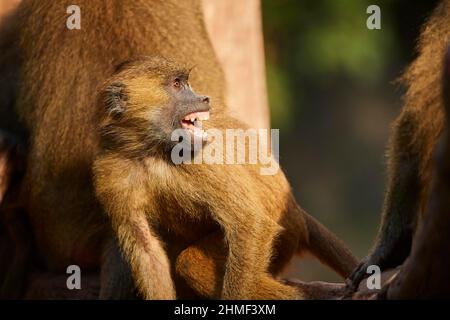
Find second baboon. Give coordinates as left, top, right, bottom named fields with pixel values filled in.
left=348, top=0, right=450, bottom=289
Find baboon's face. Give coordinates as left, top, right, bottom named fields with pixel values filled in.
left=102, top=58, right=211, bottom=150
left=163, top=73, right=211, bottom=141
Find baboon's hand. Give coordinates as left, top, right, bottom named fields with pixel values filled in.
left=344, top=261, right=366, bottom=297
left=345, top=252, right=384, bottom=295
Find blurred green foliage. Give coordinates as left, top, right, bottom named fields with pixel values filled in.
left=262, top=0, right=395, bottom=129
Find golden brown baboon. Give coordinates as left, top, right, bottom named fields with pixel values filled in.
left=348, top=0, right=450, bottom=290
left=93, top=56, right=358, bottom=299
left=0, top=0, right=226, bottom=298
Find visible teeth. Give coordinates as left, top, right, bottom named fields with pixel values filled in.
left=183, top=111, right=210, bottom=122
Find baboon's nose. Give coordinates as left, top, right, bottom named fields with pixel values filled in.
left=201, top=96, right=210, bottom=104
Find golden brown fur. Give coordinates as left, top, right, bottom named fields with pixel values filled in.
left=93, top=57, right=358, bottom=299
left=0, top=0, right=226, bottom=298
left=349, top=0, right=450, bottom=289
left=401, top=1, right=450, bottom=216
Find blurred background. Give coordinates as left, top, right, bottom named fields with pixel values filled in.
left=262, top=0, right=440, bottom=281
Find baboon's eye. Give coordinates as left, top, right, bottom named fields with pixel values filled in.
left=173, top=78, right=181, bottom=89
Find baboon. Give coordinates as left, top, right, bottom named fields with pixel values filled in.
left=94, top=56, right=358, bottom=299
left=348, top=0, right=450, bottom=290
left=0, top=0, right=226, bottom=298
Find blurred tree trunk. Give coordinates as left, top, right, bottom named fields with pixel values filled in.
left=202, top=0, right=270, bottom=129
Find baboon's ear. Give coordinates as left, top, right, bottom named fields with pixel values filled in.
left=104, top=82, right=128, bottom=116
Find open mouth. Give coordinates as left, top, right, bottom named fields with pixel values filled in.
left=180, top=111, right=210, bottom=141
